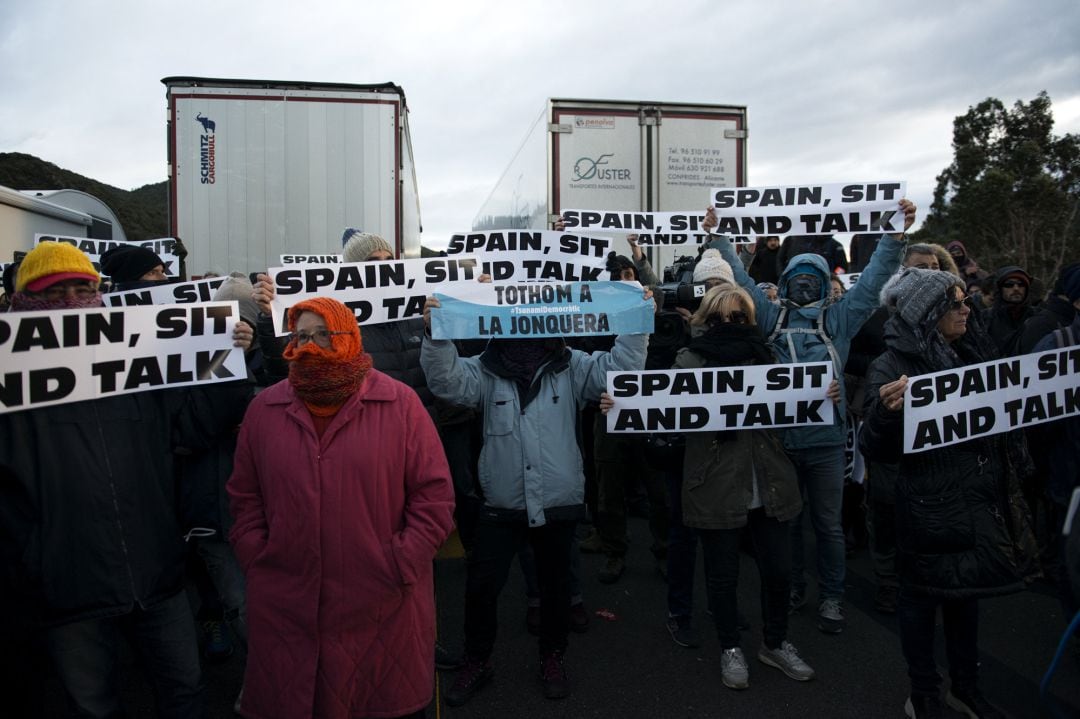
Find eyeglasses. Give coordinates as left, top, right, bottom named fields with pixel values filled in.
left=946, top=294, right=976, bottom=312
left=1000, top=280, right=1027, bottom=289
left=37, top=282, right=98, bottom=300
left=288, top=329, right=351, bottom=347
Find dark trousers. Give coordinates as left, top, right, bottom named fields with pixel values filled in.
left=866, top=461, right=899, bottom=589
left=664, top=467, right=699, bottom=619
left=45, top=590, right=205, bottom=719
left=897, top=588, right=979, bottom=697
left=465, top=516, right=576, bottom=659
left=700, top=509, right=791, bottom=650
left=440, top=419, right=482, bottom=553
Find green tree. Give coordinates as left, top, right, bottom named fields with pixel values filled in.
left=914, top=92, right=1080, bottom=287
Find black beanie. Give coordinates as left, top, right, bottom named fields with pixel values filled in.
left=606, top=251, right=636, bottom=281
left=2, top=260, right=20, bottom=296
left=100, top=245, right=165, bottom=282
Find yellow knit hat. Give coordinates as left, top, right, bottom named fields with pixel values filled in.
left=16, top=241, right=100, bottom=293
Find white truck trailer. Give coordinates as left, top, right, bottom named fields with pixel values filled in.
left=473, top=98, right=748, bottom=276
left=163, top=77, right=421, bottom=275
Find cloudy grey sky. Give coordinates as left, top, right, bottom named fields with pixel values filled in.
left=2, top=0, right=1078, bottom=251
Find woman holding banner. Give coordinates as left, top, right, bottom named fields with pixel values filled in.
left=663, top=285, right=814, bottom=690
left=861, top=267, right=1036, bottom=719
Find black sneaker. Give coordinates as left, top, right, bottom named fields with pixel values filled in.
left=570, top=602, right=590, bottom=634
left=946, top=685, right=1003, bottom=718
left=874, top=584, right=899, bottom=615
left=444, top=659, right=493, bottom=707
left=201, top=619, right=234, bottom=663
left=904, top=694, right=944, bottom=718
left=539, top=651, right=570, bottom=700
left=435, top=641, right=464, bottom=670
left=666, top=615, right=702, bottom=648
left=788, top=588, right=807, bottom=615
left=817, top=598, right=846, bottom=634
left=597, top=556, right=625, bottom=584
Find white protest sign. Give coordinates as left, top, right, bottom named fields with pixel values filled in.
left=710, top=181, right=907, bottom=237
left=470, top=251, right=607, bottom=282
left=838, top=272, right=862, bottom=290
left=35, top=234, right=183, bottom=277
left=280, top=254, right=343, bottom=264
left=903, top=346, right=1080, bottom=453
left=0, top=302, right=247, bottom=414
left=268, top=256, right=480, bottom=335
left=561, top=210, right=753, bottom=245
left=446, top=230, right=613, bottom=269
left=104, top=276, right=229, bottom=307
left=606, top=362, right=835, bottom=433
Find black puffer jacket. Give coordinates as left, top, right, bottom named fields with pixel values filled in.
left=860, top=312, right=1035, bottom=599
left=0, top=383, right=251, bottom=627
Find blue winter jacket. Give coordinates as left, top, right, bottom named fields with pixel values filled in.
left=708, top=233, right=905, bottom=450
left=421, top=333, right=647, bottom=526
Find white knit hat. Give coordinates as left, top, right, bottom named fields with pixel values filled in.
left=693, top=249, right=735, bottom=285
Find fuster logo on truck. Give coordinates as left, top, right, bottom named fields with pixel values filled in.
left=572, top=154, right=632, bottom=182
left=196, top=113, right=216, bottom=185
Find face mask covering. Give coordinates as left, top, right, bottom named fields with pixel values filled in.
left=786, top=274, right=822, bottom=306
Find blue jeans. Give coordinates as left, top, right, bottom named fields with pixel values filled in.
left=788, top=445, right=846, bottom=601
left=45, top=590, right=205, bottom=719
left=897, top=589, right=979, bottom=697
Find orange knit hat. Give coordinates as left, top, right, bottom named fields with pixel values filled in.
left=284, top=296, right=362, bottom=359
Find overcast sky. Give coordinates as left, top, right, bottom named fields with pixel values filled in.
left=2, top=0, right=1078, bottom=253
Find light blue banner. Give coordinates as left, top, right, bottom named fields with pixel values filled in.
left=432, top=281, right=655, bottom=340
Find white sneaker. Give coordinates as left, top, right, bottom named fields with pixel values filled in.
left=720, top=647, right=749, bottom=690
left=758, top=640, right=815, bottom=681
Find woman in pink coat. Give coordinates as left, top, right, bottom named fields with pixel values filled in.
left=229, top=297, right=455, bottom=719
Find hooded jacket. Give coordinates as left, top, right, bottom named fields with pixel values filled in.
left=421, top=333, right=647, bottom=526
left=983, top=266, right=1036, bottom=357
left=860, top=310, right=1035, bottom=598
left=708, top=233, right=905, bottom=450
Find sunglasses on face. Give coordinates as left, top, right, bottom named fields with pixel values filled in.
left=1000, top=280, right=1027, bottom=289
left=717, top=310, right=750, bottom=324
left=946, top=294, right=976, bottom=312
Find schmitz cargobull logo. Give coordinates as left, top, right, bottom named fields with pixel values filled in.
left=196, top=113, right=216, bottom=185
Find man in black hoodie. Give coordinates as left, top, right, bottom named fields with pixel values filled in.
left=744, top=235, right=782, bottom=285
left=983, top=266, right=1036, bottom=356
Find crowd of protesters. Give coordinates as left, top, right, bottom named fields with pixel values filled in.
left=1, top=197, right=1079, bottom=719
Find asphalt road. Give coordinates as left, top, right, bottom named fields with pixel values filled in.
left=36, top=518, right=1080, bottom=718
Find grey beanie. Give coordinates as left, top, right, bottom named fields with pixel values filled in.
left=880, top=267, right=964, bottom=326
left=213, top=272, right=259, bottom=326
left=342, top=231, right=393, bottom=262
